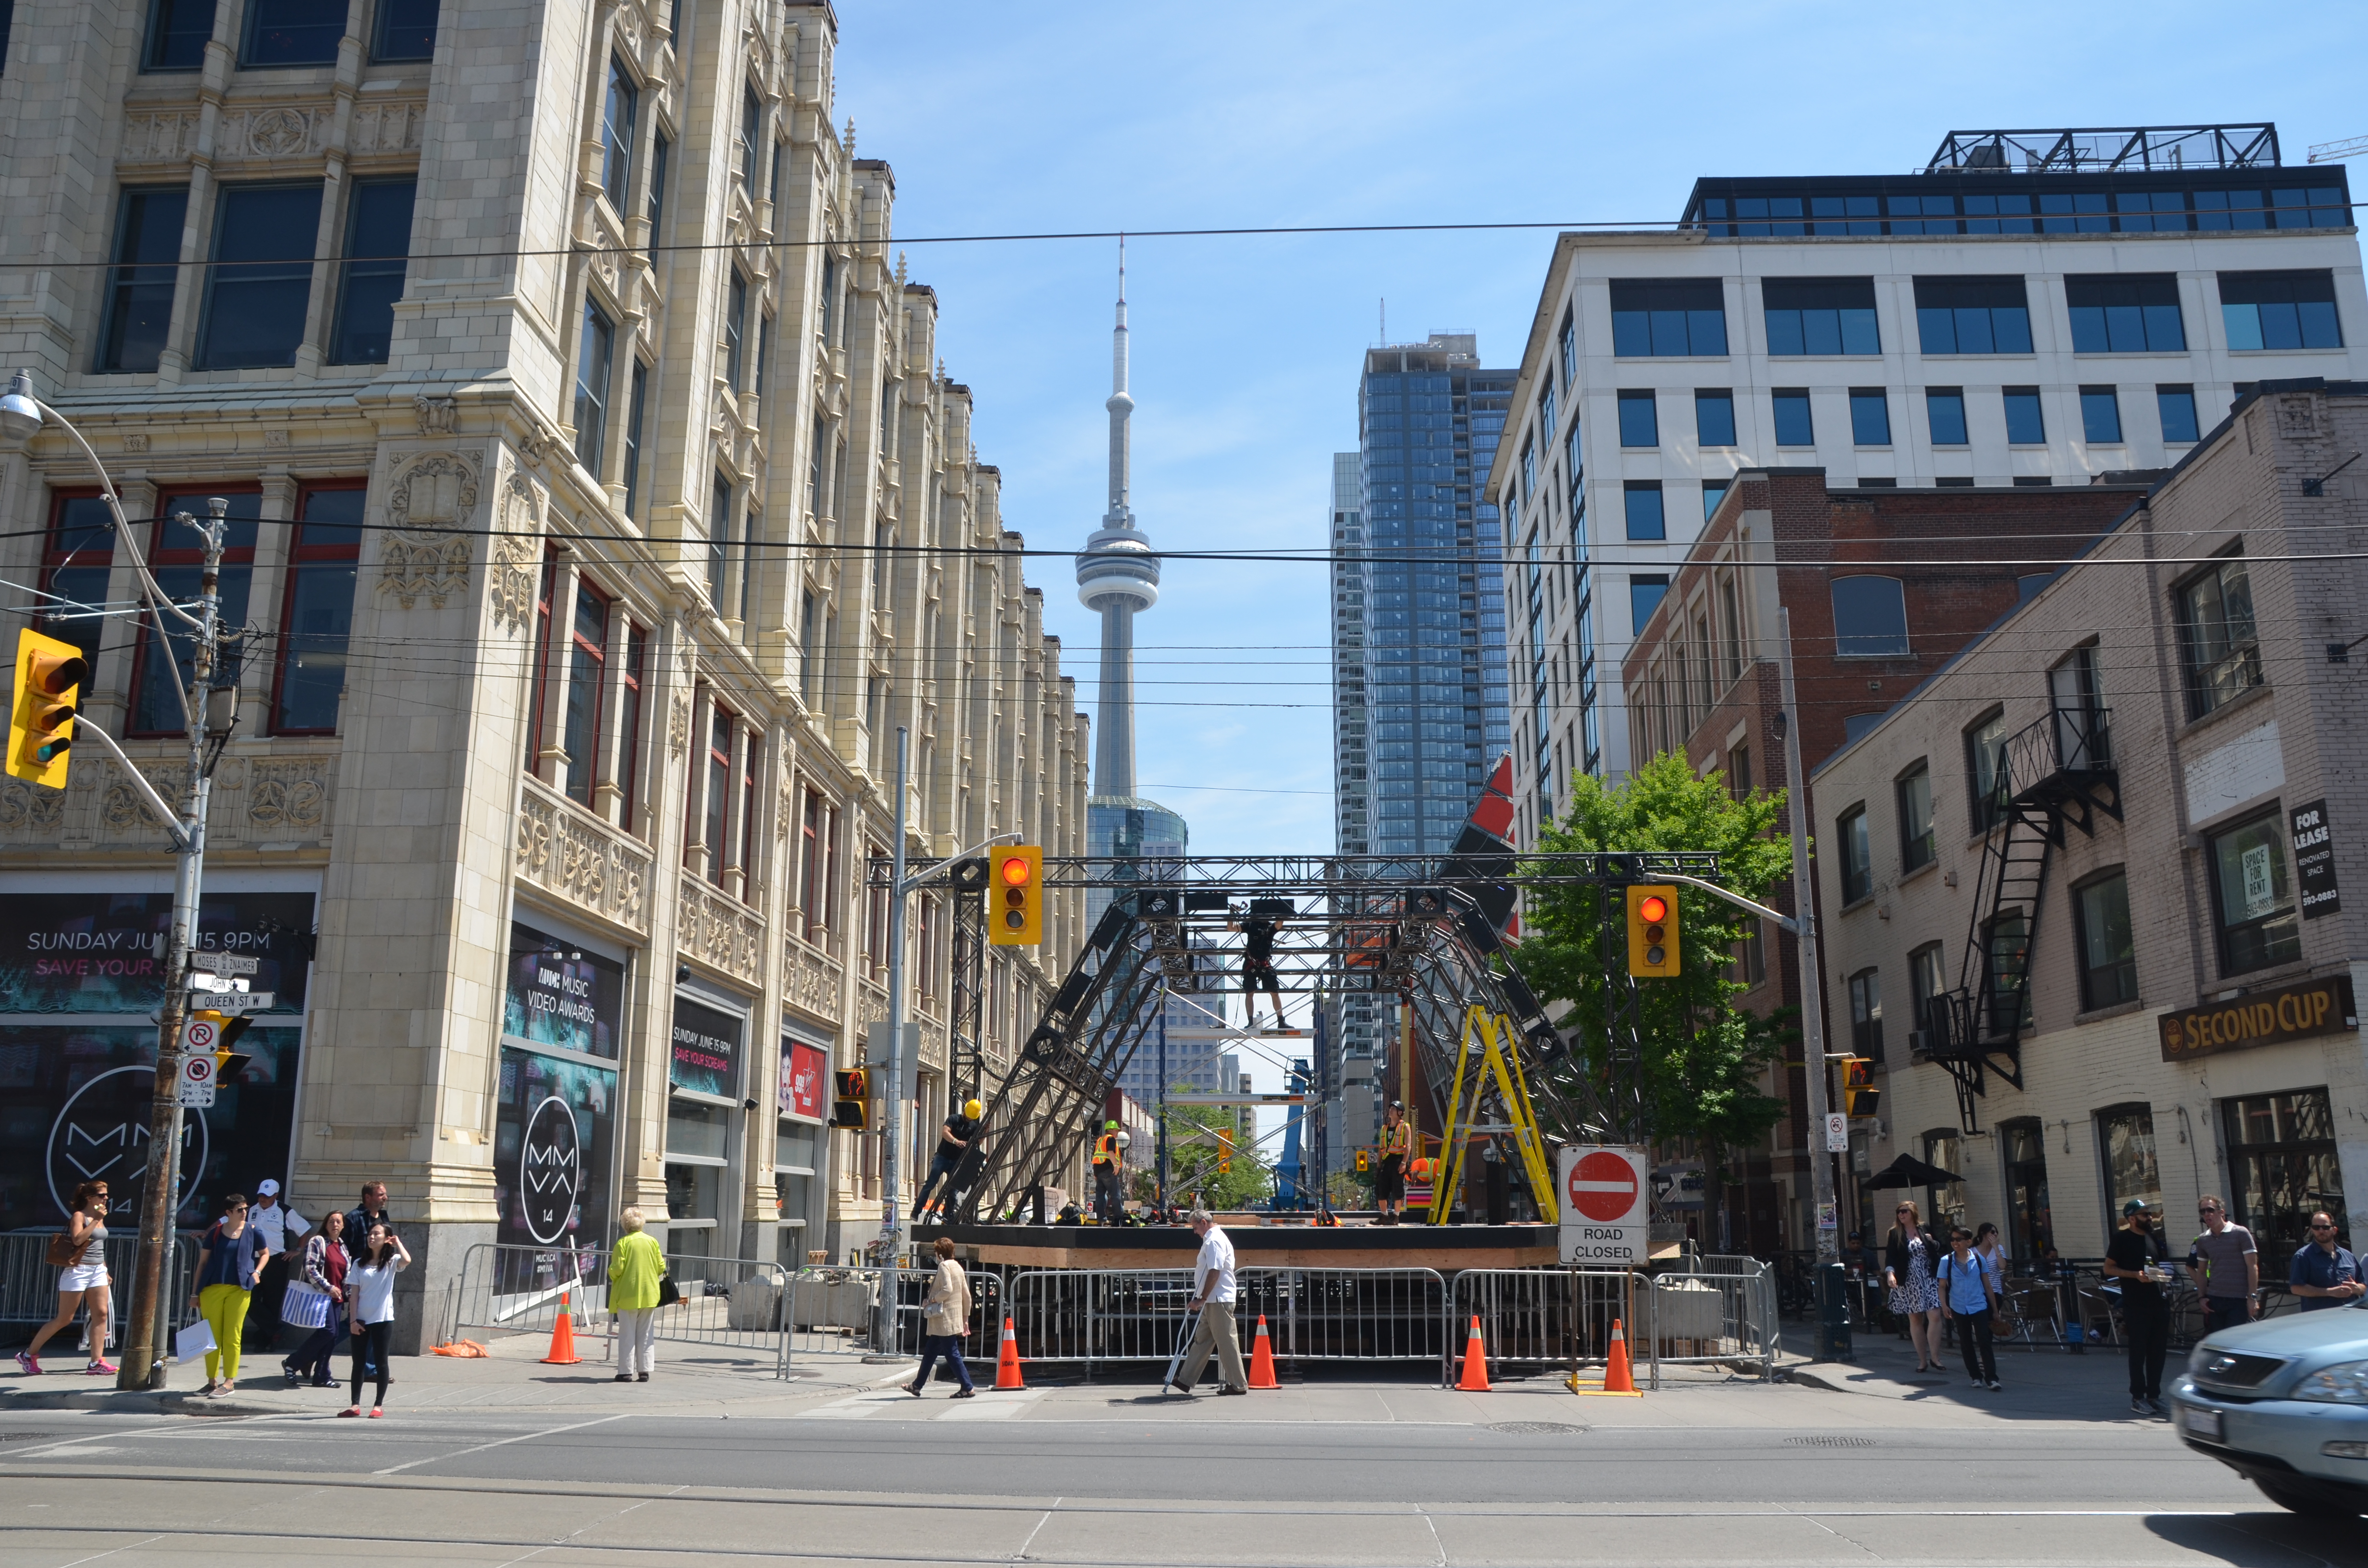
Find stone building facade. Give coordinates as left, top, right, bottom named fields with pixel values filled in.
left=1810, top=381, right=2367, bottom=1267
left=1621, top=471, right=2143, bottom=1253
left=0, top=0, right=1086, bottom=1347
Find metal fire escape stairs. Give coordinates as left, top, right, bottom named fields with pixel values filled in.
left=1924, top=705, right=2118, bottom=1131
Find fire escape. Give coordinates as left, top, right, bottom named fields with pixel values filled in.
left=1920, top=703, right=2119, bottom=1131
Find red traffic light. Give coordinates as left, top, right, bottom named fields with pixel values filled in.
left=1636, top=894, right=1668, bottom=925
left=999, top=855, right=1033, bottom=887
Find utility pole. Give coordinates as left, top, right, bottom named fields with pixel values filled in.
left=1775, top=607, right=1849, bottom=1360
left=869, top=726, right=913, bottom=1360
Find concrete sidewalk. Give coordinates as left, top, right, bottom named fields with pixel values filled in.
left=1783, top=1323, right=2176, bottom=1424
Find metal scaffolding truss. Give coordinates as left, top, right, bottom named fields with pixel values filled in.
left=884, top=852, right=1721, bottom=1225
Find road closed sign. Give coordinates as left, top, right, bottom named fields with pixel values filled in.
left=1558, top=1144, right=1646, bottom=1265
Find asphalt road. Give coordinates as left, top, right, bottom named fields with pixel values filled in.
left=0, top=1390, right=2356, bottom=1566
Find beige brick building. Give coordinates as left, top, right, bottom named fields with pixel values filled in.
left=0, top=0, right=1086, bottom=1343
left=1810, top=380, right=2367, bottom=1274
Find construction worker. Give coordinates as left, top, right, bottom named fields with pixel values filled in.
left=1091, top=1119, right=1124, bottom=1225
left=914, top=1097, right=984, bottom=1220
left=1376, top=1102, right=1412, bottom=1225
left=1229, top=906, right=1288, bottom=1030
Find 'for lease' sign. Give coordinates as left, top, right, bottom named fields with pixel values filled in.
left=1558, top=1145, right=1647, bottom=1266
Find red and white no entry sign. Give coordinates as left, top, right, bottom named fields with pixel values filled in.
left=1568, top=1149, right=1641, bottom=1224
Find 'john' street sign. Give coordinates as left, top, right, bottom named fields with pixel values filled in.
left=2159, top=974, right=2358, bottom=1063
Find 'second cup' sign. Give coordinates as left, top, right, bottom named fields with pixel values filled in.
left=2158, top=974, right=2357, bottom=1063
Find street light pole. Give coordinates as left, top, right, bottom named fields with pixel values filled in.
left=870, top=726, right=912, bottom=1359
left=1775, top=607, right=1849, bottom=1360
left=8, top=368, right=230, bottom=1393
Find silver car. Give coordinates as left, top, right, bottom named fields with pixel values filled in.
left=2171, top=1301, right=2368, bottom=1517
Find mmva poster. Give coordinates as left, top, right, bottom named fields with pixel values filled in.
left=0, top=891, right=315, bottom=1015
left=0, top=1023, right=301, bottom=1228
left=493, top=1046, right=617, bottom=1253
left=669, top=996, right=742, bottom=1099
left=501, top=921, right=625, bottom=1059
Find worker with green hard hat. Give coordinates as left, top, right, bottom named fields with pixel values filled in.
left=1092, top=1117, right=1126, bottom=1225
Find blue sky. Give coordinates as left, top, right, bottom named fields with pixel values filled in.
left=836, top=1, right=2368, bottom=860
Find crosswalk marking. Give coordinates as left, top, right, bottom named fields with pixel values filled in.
left=792, top=1386, right=1047, bottom=1421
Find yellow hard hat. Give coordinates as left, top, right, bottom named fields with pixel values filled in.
left=963, top=1099, right=983, bottom=1119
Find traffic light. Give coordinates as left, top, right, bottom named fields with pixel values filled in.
left=1355, top=1148, right=1369, bottom=1174
left=831, top=1067, right=870, bottom=1130
left=1625, top=884, right=1681, bottom=977
left=1217, top=1128, right=1233, bottom=1174
left=8, top=627, right=87, bottom=789
left=989, top=845, right=1043, bottom=946
left=1842, top=1056, right=1881, bottom=1119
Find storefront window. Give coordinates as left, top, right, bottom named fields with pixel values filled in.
left=496, top=922, right=624, bottom=1266
left=2097, top=1104, right=2161, bottom=1247
left=1923, top=1130, right=1966, bottom=1234
left=2222, top=1089, right=2344, bottom=1262
left=2000, top=1118, right=2051, bottom=1262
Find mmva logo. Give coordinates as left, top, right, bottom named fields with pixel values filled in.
left=517, top=1095, right=582, bottom=1245
left=46, top=1066, right=208, bottom=1223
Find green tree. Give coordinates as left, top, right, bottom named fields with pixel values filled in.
left=1160, top=1094, right=1273, bottom=1210
left=1517, top=751, right=1795, bottom=1154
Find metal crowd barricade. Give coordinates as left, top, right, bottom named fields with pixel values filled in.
left=1005, top=1266, right=1450, bottom=1381
left=774, top=1263, right=1004, bottom=1377
left=2, top=1231, right=198, bottom=1349
left=1649, top=1254, right=1779, bottom=1380
left=444, top=1242, right=793, bottom=1377
left=1450, top=1267, right=1640, bottom=1389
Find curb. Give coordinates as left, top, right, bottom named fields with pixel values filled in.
left=0, top=1387, right=283, bottom=1417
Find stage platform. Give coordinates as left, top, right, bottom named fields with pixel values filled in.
left=918, top=1217, right=1559, bottom=1272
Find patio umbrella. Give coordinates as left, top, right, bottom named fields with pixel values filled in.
left=1863, top=1152, right=1961, bottom=1189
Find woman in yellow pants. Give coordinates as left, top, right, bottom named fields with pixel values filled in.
left=188, top=1193, right=271, bottom=1396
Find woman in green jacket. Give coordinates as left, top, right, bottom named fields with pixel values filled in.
left=607, top=1207, right=667, bottom=1383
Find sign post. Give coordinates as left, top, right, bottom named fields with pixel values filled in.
left=1557, top=1145, right=1647, bottom=1266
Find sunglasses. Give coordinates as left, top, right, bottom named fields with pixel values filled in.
left=2310, top=1223, right=2336, bottom=1231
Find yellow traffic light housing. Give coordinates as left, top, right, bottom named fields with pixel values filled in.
left=1842, top=1056, right=1882, bottom=1119
left=8, top=627, right=87, bottom=789
left=831, top=1067, right=871, bottom=1130
left=1355, top=1148, right=1369, bottom=1174
left=989, top=845, right=1043, bottom=946
left=1216, top=1128, right=1233, bottom=1174
left=1625, top=884, right=1681, bottom=977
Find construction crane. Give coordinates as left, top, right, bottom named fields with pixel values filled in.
left=2307, top=134, right=2368, bottom=164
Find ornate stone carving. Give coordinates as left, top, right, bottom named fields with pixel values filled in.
left=668, top=695, right=691, bottom=757
left=516, top=423, right=557, bottom=465
left=264, top=429, right=290, bottom=449
left=0, top=780, right=65, bottom=836
left=489, top=533, right=539, bottom=635
left=351, top=100, right=427, bottom=155
left=678, top=873, right=765, bottom=984
left=2276, top=393, right=2324, bottom=439
left=379, top=453, right=481, bottom=609
left=233, top=106, right=321, bottom=158
left=246, top=758, right=332, bottom=836
left=856, top=981, right=888, bottom=1029
left=101, top=762, right=186, bottom=838
left=414, top=396, right=458, bottom=435
left=120, top=110, right=201, bottom=160
left=121, top=433, right=150, bottom=454
left=515, top=779, right=654, bottom=935
left=783, top=937, right=844, bottom=1023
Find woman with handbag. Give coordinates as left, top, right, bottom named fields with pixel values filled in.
left=189, top=1193, right=271, bottom=1395
left=16, top=1181, right=114, bottom=1376
left=280, top=1209, right=349, bottom=1387
left=1883, top=1200, right=1947, bottom=1375
left=342, top=1222, right=409, bottom=1417
left=606, top=1207, right=667, bottom=1383
left=905, top=1236, right=977, bottom=1399
left=1938, top=1226, right=2003, bottom=1389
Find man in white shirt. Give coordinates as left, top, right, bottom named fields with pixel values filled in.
left=1171, top=1209, right=1248, bottom=1396
left=245, top=1179, right=308, bottom=1347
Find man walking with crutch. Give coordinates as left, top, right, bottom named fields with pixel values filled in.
left=1169, top=1209, right=1248, bottom=1396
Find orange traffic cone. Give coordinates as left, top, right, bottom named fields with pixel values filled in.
left=1456, top=1314, right=1491, bottom=1392
left=540, top=1290, right=581, bottom=1365
left=1248, top=1314, right=1279, bottom=1389
left=1603, top=1318, right=1637, bottom=1393
left=994, top=1314, right=1024, bottom=1390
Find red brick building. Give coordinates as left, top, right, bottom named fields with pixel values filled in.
left=1620, top=470, right=2147, bottom=1255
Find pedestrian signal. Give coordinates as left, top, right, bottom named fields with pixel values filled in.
left=832, top=1067, right=870, bottom=1130
left=989, top=845, right=1043, bottom=946
left=8, top=628, right=87, bottom=789
left=1217, top=1128, right=1233, bottom=1174
left=1842, top=1057, right=1881, bottom=1119
left=1625, top=884, right=1681, bottom=977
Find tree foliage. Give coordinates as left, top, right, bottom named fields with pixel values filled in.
left=1517, top=751, right=1796, bottom=1154
left=1159, top=1094, right=1274, bottom=1209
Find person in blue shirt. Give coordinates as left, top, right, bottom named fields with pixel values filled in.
left=1936, top=1226, right=2002, bottom=1391
left=2289, top=1211, right=2364, bottom=1311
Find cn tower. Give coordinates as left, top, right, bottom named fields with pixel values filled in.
left=1074, top=241, right=1160, bottom=799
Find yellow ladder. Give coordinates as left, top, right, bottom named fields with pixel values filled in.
left=1427, top=1005, right=1559, bottom=1225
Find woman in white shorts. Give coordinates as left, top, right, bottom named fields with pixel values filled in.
left=17, top=1180, right=114, bottom=1376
